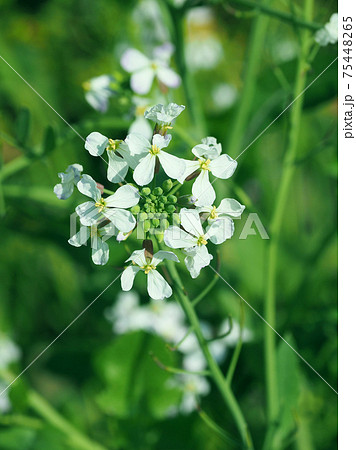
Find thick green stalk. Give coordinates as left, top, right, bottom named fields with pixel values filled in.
left=165, top=260, right=253, bottom=448
left=226, top=0, right=272, bottom=157
left=264, top=0, right=314, bottom=432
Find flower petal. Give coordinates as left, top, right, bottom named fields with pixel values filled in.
left=130, top=67, right=155, bottom=95
left=107, top=151, right=129, bottom=183
left=147, top=270, right=172, bottom=300
left=177, top=160, right=200, bottom=184
left=91, top=238, right=109, bottom=265
left=121, top=48, right=150, bottom=72
left=192, top=170, right=215, bottom=207
left=156, top=66, right=181, bottom=88
left=121, top=265, right=141, bottom=291
left=106, top=185, right=140, bottom=209
left=125, top=249, right=147, bottom=266
left=210, top=154, right=237, bottom=179
left=68, top=226, right=90, bottom=247
left=158, top=151, right=185, bottom=180
left=192, top=137, right=222, bottom=160
left=216, top=198, right=245, bottom=218
left=144, top=103, right=185, bottom=124
left=133, top=153, right=156, bottom=186
left=126, top=132, right=150, bottom=156
left=151, top=250, right=179, bottom=266
left=54, top=182, right=74, bottom=200
left=77, top=174, right=101, bottom=201
left=85, top=132, right=108, bottom=157
left=164, top=226, right=197, bottom=249
left=205, top=218, right=234, bottom=244
left=152, top=133, right=172, bottom=150
left=129, top=116, right=152, bottom=141
left=76, top=201, right=102, bottom=226
left=180, top=208, right=204, bottom=237
left=184, top=245, right=213, bottom=279
left=103, top=208, right=136, bottom=232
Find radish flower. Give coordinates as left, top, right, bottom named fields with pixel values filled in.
left=83, top=75, right=116, bottom=113
left=76, top=174, right=139, bottom=231
left=54, top=164, right=83, bottom=200
left=121, top=249, right=179, bottom=300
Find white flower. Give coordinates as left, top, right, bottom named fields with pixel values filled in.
left=68, top=222, right=116, bottom=265
left=127, top=133, right=186, bottom=186
left=218, top=318, right=253, bottom=346
left=120, top=44, right=181, bottom=95
left=164, top=208, right=231, bottom=278
left=198, top=198, right=245, bottom=244
left=129, top=97, right=153, bottom=140
left=0, top=337, right=21, bottom=369
left=83, top=75, right=116, bottom=113
left=179, top=137, right=237, bottom=207
left=121, top=249, right=179, bottom=300
left=75, top=174, right=139, bottom=231
left=54, top=164, right=83, bottom=200
left=144, top=103, right=185, bottom=128
left=315, top=13, right=338, bottom=46
left=211, top=83, right=237, bottom=111
left=85, top=132, right=140, bottom=183
left=0, top=383, right=11, bottom=414
left=170, top=374, right=210, bottom=414
left=186, top=38, right=223, bottom=72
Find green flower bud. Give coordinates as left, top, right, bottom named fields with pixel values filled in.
left=161, top=219, right=170, bottom=230
left=158, top=202, right=165, bottom=210
left=149, top=194, right=157, bottom=201
left=146, top=197, right=152, bottom=204
left=156, top=232, right=164, bottom=243
left=130, top=205, right=140, bottom=214
left=162, top=179, right=173, bottom=192
left=144, top=220, right=151, bottom=232
left=161, top=212, right=168, bottom=219
left=142, top=187, right=151, bottom=196
left=153, top=187, right=163, bottom=196
left=139, top=212, right=148, bottom=221
left=160, top=195, right=167, bottom=203
left=167, top=194, right=177, bottom=203
left=152, top=218, right=160, bottom=227
left=166, top=204, right=176, bottom=214
left=148, top=212, right=155, bottom=220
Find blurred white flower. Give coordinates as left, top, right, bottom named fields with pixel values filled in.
left=121, top=44, right=181, bottom=95
left=129, top=97, right=153, bottom=140
left=218, top=318, right=253, bottom=346
left=211, top=83, right=238, bottom=111
left=0, top=336, right=21, bottom=369
left=168, top=374, right=211, bottom=414
left=83, top=75, right=116, bottom=113
left=315, top=13, right=338, bottom=46
left=0, top=383, right=11, bottom=414
left=132, top=0, right=169, bottom=42
left=144, top=103, right=185, bottom=128
left=54, top=164, right=83, bottom=200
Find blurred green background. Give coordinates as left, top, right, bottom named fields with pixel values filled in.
left=0, top=0, right=337, bottom=449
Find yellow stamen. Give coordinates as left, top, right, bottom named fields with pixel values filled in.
left=141, top=264, right=157, bottom=274
left=82, top=81, right=91, bottom=91
left=151, top=62, right=158, bottom=70
left=106, top=138, right=121, bottom=152
left=135, top=105, right=147, bottom=116
left=209, top=206, right=218, bottom=220
left=199, top=158, right=211, bottom=171
left=95, top=198, right=106, bottom=213
left=197, top=235, right=208, bottom=246
left=150, top=144, right=160, bottom=155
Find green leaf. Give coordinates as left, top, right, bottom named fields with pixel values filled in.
left=95, top=332, right=181, bottom=419
left=15, top=108, right=30, bottom=147
left=42, top=126, right=56, bottom=155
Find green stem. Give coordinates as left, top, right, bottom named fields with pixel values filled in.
left=230, top=0, right=321, bottom=30
left=264, top=0, right=314, bottom=437
left=226, top=0, right=272, bottom=157
left=192, top=273, right=219, bottom=306
left=226, top=305, right=245, bottom=386
left=28, top=390, right=106, bottom=450
left=167, top=5, right=207, bottom=138
left=165, top=259, right=253, bottom=448
left=103, top=188, right=115, bottom=195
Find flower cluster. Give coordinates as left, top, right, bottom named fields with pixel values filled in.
left=54, top=103, right=244, bottom=299
left=105, top=291, right=252, bottom=414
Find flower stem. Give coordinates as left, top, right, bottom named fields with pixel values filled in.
left=164, top=259, right=254, bottom=448
left=263, top=0, right=314, bottom=437
left=166, top=4, right=207, bottom=138
left=230, top=0, right=321, bottom=30
left=226, top=0, right=272, bottom=157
